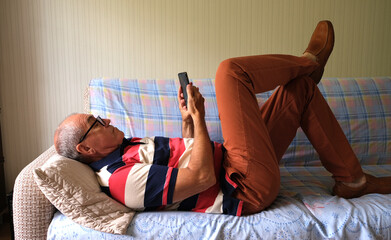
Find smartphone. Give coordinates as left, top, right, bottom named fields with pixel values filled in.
left=178, top=72, right=190, bottom=106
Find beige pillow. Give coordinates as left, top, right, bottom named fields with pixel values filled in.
left=33, top=153, right=134, bottom=235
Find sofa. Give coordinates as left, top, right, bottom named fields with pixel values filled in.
left=13, top=76, right=391, bottom=239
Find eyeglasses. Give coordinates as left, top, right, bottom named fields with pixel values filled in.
left=78, top=115, right=106, bottom=143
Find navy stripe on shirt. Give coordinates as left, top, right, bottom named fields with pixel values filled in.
left=145, top=165, right=167, bottom=207
left=153, top=137, right=170, bottom=165
left=223, top=195, right=241, bottom=215
left=168, top=168, right=178, bottom=204
left=89, top=138, right=144, bottom=173
left=144, top=165, right=178, bottom=207
left=101, top=186, right=112, bottom=198
left=178, top=194, right=199, bottom=211
left=89, top=148, right=122, bottom=172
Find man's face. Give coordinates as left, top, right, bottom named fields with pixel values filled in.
left=76, top=114, right=125, bottom=160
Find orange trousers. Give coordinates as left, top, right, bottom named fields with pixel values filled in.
left=215, top=54, right=364, bottom=215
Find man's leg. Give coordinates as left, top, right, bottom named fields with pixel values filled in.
left=216, top=54, right=390, bottom=215
left=216, top=22, right=334, bottom=204
left=215, top=54, right=318, bottom=214
left=260, top=76, right=364, bottom=182
left=251, top=67, right=391, bottom=201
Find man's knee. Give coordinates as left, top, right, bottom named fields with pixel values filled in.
left=241, top=175, right=281, bottom=215
left=257, top=173, right=280, bottom=207
left=217, top=58, right=237, bottom=73
left=216, top=58, right=245, bottom=81
left=282, top=76, right=317, bottom=107
left=215, top=58, right=252, bottom=95
left=264, top=175, right=280, bottom=206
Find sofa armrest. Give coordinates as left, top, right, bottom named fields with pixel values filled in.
left=13, top=146, right=57, bottom=240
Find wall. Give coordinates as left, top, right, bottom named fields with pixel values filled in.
left=0, top=0, right=390, bottom=192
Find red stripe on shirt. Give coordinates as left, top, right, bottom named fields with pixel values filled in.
left=193, top=183, right=220, bottom=213
left=162, top=167, right=173, bottom=205
left=122, top=143, right=142, bottom=164
left=109, top=165, right=133, bottom=205
left=236, top=200, right=244, bottom=216
left=168, top=138, right=186, bottom=168
left=225, top=172, right=238, bottom=188
left=109, top=140, right=142, bottom=204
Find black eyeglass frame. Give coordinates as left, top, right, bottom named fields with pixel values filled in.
left=78, top=115, right=106, bottom=143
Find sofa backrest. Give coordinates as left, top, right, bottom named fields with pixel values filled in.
left=89, top=77, right=391, bottom=167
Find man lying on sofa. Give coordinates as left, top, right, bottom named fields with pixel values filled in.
left=54, top=21, right=391, bottom=216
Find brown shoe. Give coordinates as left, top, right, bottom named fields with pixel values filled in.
left=304, top=20, right=335, bottom=84
left=333, top=173, right=391, bottom=199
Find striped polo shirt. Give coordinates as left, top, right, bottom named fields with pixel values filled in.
left=89, top=137, right=243, bottom=216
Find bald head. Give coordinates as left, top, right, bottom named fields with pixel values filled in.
left=54, top=113, right=125, bottom=164
left=54, top=113, right=89, bottom=163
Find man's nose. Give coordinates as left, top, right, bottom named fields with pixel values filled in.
left=103, top=118, right=111, bottom=126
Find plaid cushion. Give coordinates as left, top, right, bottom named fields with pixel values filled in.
left=280, top=77, right=391, bottom=166
left=89, top=77, right=391, bottom=166
left=89, top=78, right=223, bottom=142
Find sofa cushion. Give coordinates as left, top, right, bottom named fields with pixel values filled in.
left=89, top=78, right=223, bottom=142
left=48, top=164, right=391, bottom=239
left=33, top=153, right=134, bottom=235
left=89, top=77, right=391, bottom=166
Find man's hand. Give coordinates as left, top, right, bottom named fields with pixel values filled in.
left=177, top=83, right=192, bottom=123
left=173, top=83, right=215, bottom=202
left=186, top=84, right=205, bottom=120
left=178, top=83, right=205, bottom=138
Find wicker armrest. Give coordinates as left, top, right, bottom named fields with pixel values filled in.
left=13, top=146, right=57, bottom=240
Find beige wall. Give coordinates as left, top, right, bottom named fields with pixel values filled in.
left=0, top=0, right=390, bottom=191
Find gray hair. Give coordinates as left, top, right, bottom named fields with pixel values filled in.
left=54, top=114, right=89, bottom=163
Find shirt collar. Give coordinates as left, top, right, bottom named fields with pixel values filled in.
left=89, top=138, right=142, bottom=171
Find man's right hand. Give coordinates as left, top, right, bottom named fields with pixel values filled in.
left=178, top=83, right=205, bottom=121
left=186, top=83, right=205, bottom=121
left=178, top=83, right=206, bottom=138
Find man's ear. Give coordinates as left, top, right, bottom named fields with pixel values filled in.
left=76, top=143, right=96, bottom=156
